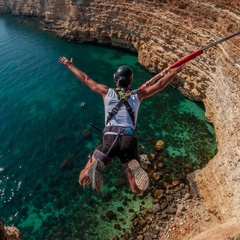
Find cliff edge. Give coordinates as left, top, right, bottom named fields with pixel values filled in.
left=0, top=219, right=21, bottom=240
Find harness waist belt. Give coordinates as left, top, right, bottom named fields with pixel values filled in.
left=103, top=126, right=137, bottom=137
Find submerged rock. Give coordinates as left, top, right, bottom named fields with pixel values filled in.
left=153, top=189, right=164, bottom=199
left=154, top=140, right=165, bottom=151
left=59, top=159, right=71, bottom=169
left=106, top=210, right=116, bottom=220
left=82, top=129, right=91, bottom=137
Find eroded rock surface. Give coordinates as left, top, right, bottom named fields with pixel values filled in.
left=0, top=0, right=239, bottom=239
left=0, top=219, right=21, bottom=240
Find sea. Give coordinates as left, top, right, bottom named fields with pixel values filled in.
left=0, top=15, right=216, bottom=239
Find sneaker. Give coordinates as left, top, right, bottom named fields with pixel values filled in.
left=127, top=159, right=149, bottom=191
left=87, top=159, right=105, bottom=192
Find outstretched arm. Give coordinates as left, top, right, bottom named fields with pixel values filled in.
left=138, top=64, right=185, bottom=101
left=59, top=57, right=109, bottom=97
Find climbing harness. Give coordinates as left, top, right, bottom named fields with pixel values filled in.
left=106, top=88, right=135, bottom=127
left=90, top=88, right=137, bottom=165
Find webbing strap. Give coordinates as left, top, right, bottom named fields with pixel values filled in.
left=106, top=98, right=125, bottom=125
left=123, top=100, right=135, bottom=126
left=106, top=88, right=135, bottom=126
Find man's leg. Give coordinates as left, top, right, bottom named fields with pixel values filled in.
left=78, top=149, right=109, bottom=192
left=79, top=153, right=96, bottom=186
left=123, top=160, right=150, bottom=194
left=79, top=155, right=105, bottom=192
left=123, top=162, right=142, bottom=194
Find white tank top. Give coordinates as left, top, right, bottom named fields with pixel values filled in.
left=104, top=88, right=140, bottom=129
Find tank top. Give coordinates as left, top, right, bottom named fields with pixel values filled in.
left=104, top=88, right=140, bottom=129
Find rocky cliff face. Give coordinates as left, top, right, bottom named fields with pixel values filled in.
left=0, top=0, right=239, bottom=239
left=0, top=219, right=21, bottom=240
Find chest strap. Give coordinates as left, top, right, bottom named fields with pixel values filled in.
left=106, top=88, right=135, bottom=127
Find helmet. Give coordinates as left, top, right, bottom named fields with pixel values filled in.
left=113, top=65, right=133, bottom=87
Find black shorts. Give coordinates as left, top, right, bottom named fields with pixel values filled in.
left=94, top=126, right=139, bottom=165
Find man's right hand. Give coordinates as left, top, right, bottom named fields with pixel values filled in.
left=59, top=56, right=73, bottom=69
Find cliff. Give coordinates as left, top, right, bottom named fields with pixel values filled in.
left=0, top=219, right=21, bottom=240
left=0, top=0, right=239, bottom=239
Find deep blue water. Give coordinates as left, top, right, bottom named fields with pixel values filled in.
left=0, top=15, right=216, bottom=239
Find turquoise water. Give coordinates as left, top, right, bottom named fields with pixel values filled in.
left=0, top=15, right=216, bottom=239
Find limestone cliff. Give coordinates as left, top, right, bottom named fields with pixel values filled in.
left=0, top=219, right=21, bottom=240
left=0, top=0, right=239, bottom=239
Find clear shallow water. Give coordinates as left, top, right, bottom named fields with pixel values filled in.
left=0, top=15, right=216, bottom=239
